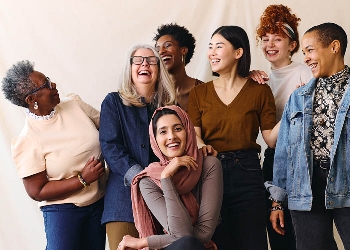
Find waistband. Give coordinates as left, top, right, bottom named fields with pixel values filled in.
left=218, top=149, right=259, bottom=159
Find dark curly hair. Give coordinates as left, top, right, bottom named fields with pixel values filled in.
left=305, top=22, right=347, bottom=57
left=153, top=23, right=196, bottom=65
left=2, top=60, right=36, bottom=108
left=256, top=4, right=301, bottom=55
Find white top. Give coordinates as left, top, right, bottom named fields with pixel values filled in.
left=11, top=94, right=106, bottom=207
left=268, top=62, right=313, bottom=121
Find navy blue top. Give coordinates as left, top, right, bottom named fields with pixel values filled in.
left=99, top=92, right=156, bottom=224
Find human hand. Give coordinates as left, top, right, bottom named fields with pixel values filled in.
left=296, top=82, right=306, bottom=88
left=117, top=235, right=147, bottom=250
left=249, top=70, right=269, bottom=84
left=161, top=156, right=198, bottom=178
left=200, top=145, right=218, bottom=157
left=81, top=156, right=105, bottom=185
left=270, top=209, right=285, bottom=235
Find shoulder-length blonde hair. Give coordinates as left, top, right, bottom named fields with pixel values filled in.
left=118, top=44, right=176, bottom=107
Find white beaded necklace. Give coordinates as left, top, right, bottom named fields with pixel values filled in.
left=25, top=108, right=56, bottom=121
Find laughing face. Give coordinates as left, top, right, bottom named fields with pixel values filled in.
left=302, top=31, right=336, bottom=78
left=155, top=114, right=187, bottom=160
left=131, top=48, right=159, bottom=89
left=208, top=33, right=239, bottom=75
left=155, top=35, right=185, bottom=73
left=261, top=33, right=296, bottom=69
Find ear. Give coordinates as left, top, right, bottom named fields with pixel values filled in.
left=331, top=40, right=341, bottom=54
left=289, top=40, right=297, bottom=53
left=234, top=48, right=244, bottom=59
left=181, top=47, right=188, bottom=56
left=25, top=95, right=35, bottom=107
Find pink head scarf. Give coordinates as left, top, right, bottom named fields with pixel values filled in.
left=131, top=105, right=203, bottom=238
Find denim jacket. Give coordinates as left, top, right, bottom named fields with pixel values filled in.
left=266, top=77, right=350, bottom=211
left=99, top=92, right=152, bottom=224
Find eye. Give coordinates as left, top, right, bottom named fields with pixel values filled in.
left=155, top=46, right=160, bottom=52
left=158, top=129, right=166, bottom=135
left=174, top=126, right=183, bottom=132
left=208, top=45, right=213, bottom=49
left=164, top=42, right=172, bottom=49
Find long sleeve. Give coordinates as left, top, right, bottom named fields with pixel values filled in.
left=143, top=156, right=223, bottom=249
left=99, top=93, right=140, bottom=176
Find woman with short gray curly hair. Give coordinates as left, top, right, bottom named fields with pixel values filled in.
left=2, top=60, right=107, bottom=250
left=2, top=60, right=36, bottom=107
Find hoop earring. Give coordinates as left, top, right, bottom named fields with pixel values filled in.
left=182, top=54, right=186, bottom=67
left=34, top=102, right=38, bottom=110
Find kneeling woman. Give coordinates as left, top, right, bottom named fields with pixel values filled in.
left=118, top=105, right=223, bottom=250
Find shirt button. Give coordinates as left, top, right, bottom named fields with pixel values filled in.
left=330, top=177, right=334, bottom=182
left=329, top=201, right=333, bottom=205
left=141, top=144, right=145, bottom=148
left=221, top=155, right=225, bottom=159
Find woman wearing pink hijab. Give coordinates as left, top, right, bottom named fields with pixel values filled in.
left=118, top=105, right=223, bottom=250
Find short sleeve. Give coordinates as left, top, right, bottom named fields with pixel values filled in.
left=11, top=135, right=46, bottom=178
left=67, top=93, right=100, bottom=128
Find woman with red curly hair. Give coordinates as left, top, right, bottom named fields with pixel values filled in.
left=252, top=4, right=313, bottom=250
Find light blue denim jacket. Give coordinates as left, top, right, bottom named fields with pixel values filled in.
left=266, top=77, right=350, bottom=211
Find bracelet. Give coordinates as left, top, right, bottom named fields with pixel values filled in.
left=77, top=173, right=89, bottom=188
left=270, top=205, right=284, bottom=212
left=269, top=196, right=282, bottom=205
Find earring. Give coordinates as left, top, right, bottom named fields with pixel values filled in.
left=182, top=54, right=186, bottom=67
left=34, top=102, right=38, bottom=110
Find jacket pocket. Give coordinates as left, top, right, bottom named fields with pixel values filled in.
left=289, top=111, right=303, bottom=146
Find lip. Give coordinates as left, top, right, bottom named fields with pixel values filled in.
left=308, top=63, right=317, bottom=72
left=138, top=70, right=151, bottom=76
left=161, top=55, right=172, bottom=64
left=266, top=50, right=278, bottom=56
left=166, top=141, right=181, bottom=149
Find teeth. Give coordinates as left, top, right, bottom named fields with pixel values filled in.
left=211, top=59, right=220, bottom=63
left=139, top=70, right=150, bottom=75
left=162, top=56, right=171, bottom=61
left=309, top=64, right=317, bottom=69
left=267, top=50, right=278, bottom=54
left=167, top=142, right=179, bottom=148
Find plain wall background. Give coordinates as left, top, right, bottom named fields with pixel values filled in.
left=1, top=0, right=349, bottom=249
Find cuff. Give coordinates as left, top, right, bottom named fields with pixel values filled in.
left=264, top=181, right=287, bottom=202
left=124, top=164, right=143, bottom=186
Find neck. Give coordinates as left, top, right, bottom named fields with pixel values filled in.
left=271, top=58, right=292, bottom=70
left=216, top=73, right=245, bottom=90
left=135, top=85, right=155, bottom=103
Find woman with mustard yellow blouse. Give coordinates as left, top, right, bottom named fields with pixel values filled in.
left=188, top=26, right=279, bottom=250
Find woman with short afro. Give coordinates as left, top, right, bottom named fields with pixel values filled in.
left=154, top=23, right=203, bottom=111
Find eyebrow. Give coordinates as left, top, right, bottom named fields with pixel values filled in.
left=156, top=41, right=172, bottom=46
left=158, top=123, right=183, bottom=131
left=209, top=42, right=225, bottom=45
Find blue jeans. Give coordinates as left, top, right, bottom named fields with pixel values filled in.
left=290, top=165, right=350, bottom=250
left=212, top=150, right=268, bottom=250
left=41, top=198, right=105, bottom=250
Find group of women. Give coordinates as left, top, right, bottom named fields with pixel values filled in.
left=2, top=3, right=350, bottom=250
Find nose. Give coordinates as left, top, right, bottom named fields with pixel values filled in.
left=267, top=40, right=274, bottom=47
left=158, top=46, right=165, bottom=55
left=141, top=58, right=150, bottom=67
left=303, top=53, right=310, bottom=64
left=168, top=130, right=176, bottom=140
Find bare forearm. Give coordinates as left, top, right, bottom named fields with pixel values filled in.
left=24, top=175, right=85, bottom=202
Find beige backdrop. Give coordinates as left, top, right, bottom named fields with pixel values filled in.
left=1, top=0, right=349, bottom=249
